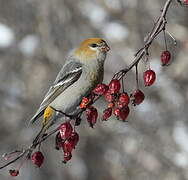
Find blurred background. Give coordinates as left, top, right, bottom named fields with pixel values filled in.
left=0, top=0, right=188, bottom=179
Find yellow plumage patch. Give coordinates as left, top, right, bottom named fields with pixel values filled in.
left=42, top=106, right=54, bottom=127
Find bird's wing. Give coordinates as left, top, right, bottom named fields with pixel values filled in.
left=30, top=60, right=82, bottom=123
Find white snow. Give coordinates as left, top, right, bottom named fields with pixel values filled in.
left=173, top=122, right=188, bottom=153
left=79, top=2, right=107, bottom=27
left=0, top=23, right=14, bottom=48
left=136, top=100, right=152, bottom=113
left=102, top=22, right=129, bottom=41
left=174, top=152, right=188, bottom=167
left=68, top=156, right=88, bottom=180
left=173, top=122, right=188, bottom=167
left=19, top=34, right=39, bottom=56
left=150, top=59, right=162, bottom=74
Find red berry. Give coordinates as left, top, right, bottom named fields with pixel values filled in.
left=63, top=152, right=72, bottom=163
left=183, top=0, right=188, bottom=3
left=31, top=151, right=44, bottom=168
left=143, top=69, right=156, bottom=86
left=104, top=90, right=115, bottom=102
left=58, top=122, right=73, bottom=140
left=102, top=108, right=112, bottom=121
left=55, top=132, right=63, bottom=150
left=161, top=50, right=171, bottom=66
left=9, top=169, right=19, bottom=177
left=93, top=84, right=108, bottom=95
left=63, top=132, right=79, bottom=153
left=63, top=140, right=74, bottom=153
left=131, top=89, right=145, bottom=106
left=108, top=79, right=121, bottom=94
left=114, top=108, right=120, bottom=117
left=119, top=106, right=130, bottom=121
left=68, top=132, right=79, bottom=148
left=86, top=106, right=98, bottom=128
left=118, top=92, right=129, bottom=106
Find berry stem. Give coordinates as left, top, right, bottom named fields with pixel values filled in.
left=135, top=63, right=139, bottom=89
left=163, top=29, right=168, bottom=51
left=166, top=30, right=177, bottom=46
left=121, top=77, right=125, bottom=92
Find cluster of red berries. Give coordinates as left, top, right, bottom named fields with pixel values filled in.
left=80, top=79, right=145, bottom=125
left=82, top=49, right=172, bottom=125
left=102, top=80, right=130, bottom=121
left=8, top=121, right=79, bottom=177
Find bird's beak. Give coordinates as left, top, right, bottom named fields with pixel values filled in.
left=100, top=44, right=110, bottom=52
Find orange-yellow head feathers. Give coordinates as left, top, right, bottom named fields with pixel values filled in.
left=74, top=38, right=110, bottom=61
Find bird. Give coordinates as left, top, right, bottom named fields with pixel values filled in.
left=30, top=38, right=110, bottom=131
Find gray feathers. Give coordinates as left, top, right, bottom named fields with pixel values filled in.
left=30, top=60, right=82, bottom=123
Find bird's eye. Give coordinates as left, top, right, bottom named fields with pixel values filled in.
left=89, top=43, right=98, bottom=48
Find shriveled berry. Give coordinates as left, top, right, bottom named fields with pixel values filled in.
left=82, top=97, right=89, bottom=103
left=63, top=152, right=72, bottom=163
left=104, top=90, right=115, bottom=102
left=86, top=106, right=98, bottom=128
left=79, top=97, right=89, bottom=109
left=143, top=69, right=156, bottom=86
left=119, top=106, right=130, bottom=121
left=80, top=102, right=86, bottom=109
left=58, top=122, right=73, bottom=139
left=161, top=50, right=171, bottom=66
left=108, top=79, right=121, bottom=94
left=108, top=103, right=114, bottom=108
left=118, top=92, right=130, bottom=106
left=9, top=169, right=19, bottom=177
left=93, top=84, right=108, bottom=95
left=55, top=132, right=63, bottom=150
left=114, top=108, right=120, bottom=117
left=102, top=108, right=112, bottom=121
left=131, top=89, right=145, bottom=106
left=31, top=151, right=44, bottom=168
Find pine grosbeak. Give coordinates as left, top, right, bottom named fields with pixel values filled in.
left=30, top=38, right=110, bottom=129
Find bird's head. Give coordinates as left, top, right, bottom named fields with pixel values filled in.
left=74, top=38, right=110, bottom=62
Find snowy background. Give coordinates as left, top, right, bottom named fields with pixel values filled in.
left=0, top=0, right=188, bottom=180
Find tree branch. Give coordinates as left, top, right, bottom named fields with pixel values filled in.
left=0, top=0, right=174, bottom=170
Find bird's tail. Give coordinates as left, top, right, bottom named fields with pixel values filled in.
left=32, top=106, right=58, bottom=145
left=30, top=109, right=45, bottom=124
